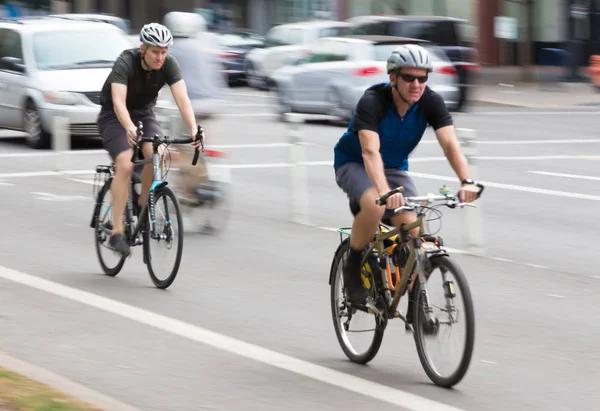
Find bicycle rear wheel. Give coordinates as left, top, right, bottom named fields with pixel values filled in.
left=143, top=185, right=184, bottom=289
left=412, top=255, right=475, bottom=387
left=93, top=178, right=126, bottom=276
left=330, top=237, right=386, bottom=364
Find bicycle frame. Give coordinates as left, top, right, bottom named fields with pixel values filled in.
left=130, top=135, right=172, bottom=242
left=336, top=184, right=483, bottom=324
left=337, top=211, right=440, bottom=320
left=91, top=121, right=204, bottom=248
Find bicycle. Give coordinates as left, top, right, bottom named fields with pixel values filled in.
left=329, top=183, right=484, bottom=388
left=90, top=120, right=204, bottom=289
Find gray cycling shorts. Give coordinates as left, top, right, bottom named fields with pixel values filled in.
left=335, top=161, right=418, bottom=222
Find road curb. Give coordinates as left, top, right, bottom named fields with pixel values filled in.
left=0, top=352, right=142, bottom=411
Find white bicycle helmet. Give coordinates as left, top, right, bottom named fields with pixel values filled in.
left=140, top=22, right=173, bottom=47
left=163, top=11, right=206, bottom=38
left=386, top=44, right=433, bottom=74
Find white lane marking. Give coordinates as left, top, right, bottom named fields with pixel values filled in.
left=0, top=352, right=141, bottom=411
left=460, top=110, right=600, bottom=115
left=0, top=143, right=317, bottom=158
left=475, top=139, right=600, bottom=145
left=9, top=163, right=600, bottom=205
left=530, top=171, right=600, bottom=181
left=220, top=113, right=276, bottom=118
left=0, top=181, right=14, bottom=186
left=408, top=171, right=600, bottom=202
left=0, top=170, right=94, bottom=178
left=225, top=91, right=275, bottom=99
left=477, top=155, right=600, bottom=161
left=547, top=294, right=565, bottom=299
left=479, top=360, right=497, bottom=365
left=31, top=192, right=88, bottom=202
left=0, top=265, right=464, bottom=411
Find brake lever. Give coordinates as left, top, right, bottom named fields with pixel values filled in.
left=393, top=205, right=415, bottom=214
left=191, top=124, right=205, bottom=166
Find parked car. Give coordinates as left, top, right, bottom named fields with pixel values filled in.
left=243, top=19, right=352, bottom=90
left=214, top=31, right=264, bottom=85
left=347, top=15, right=479, bottom=111
left=47, top=13, right=130, bottom=33
left=270, top=35, right=460, bottom=123
left=0, top=16, right=134, bottom=148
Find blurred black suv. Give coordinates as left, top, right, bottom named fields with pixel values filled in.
left=347, top=15, right=479, bottom=111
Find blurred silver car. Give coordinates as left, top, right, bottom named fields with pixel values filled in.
left=0, top=17, right=133, bottom=149
left=270, top=35, right=460, bottom=122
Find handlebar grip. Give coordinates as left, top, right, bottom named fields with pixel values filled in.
left=375, top=186, right=404, bottom=206
left=192, top=147, right=200, bottom=166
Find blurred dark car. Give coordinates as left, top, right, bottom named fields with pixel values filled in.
left=214, top=31, right=264, bottom=85
left=347, top=15, right=479, bottom=111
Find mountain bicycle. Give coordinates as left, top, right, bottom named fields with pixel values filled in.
left=90, top=121, right=204, bottom=289
left=329, top=183, right=484, bottom=388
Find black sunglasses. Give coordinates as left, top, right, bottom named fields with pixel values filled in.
left=398, top=73, right=428, bottom=83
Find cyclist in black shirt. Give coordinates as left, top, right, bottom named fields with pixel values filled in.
left=97, top=22, right=202, bottom=255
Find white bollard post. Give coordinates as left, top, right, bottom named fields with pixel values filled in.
left=52, top=115, right=70, bottom=175
left=169, top=113, right=181, bottom=137
left=457, top=128, right=485, bottom=256
left=285, top=112, right=310, bottom=225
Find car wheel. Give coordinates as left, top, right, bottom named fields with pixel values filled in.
left=327, top=89, right=350, bottom=127
left=24, top=101, right=51, bottom=149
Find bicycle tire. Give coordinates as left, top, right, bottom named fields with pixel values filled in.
left=144, top=185, right=184, bottom=289
left=412, top=255, right=475, bottom=388
left=93, top=178, right=126, bottom=276
left=330, top=237, right=385, bottom=364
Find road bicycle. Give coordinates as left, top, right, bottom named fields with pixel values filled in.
left=90, top=121, right=203, bottom=289
left=329, top=183, right=484, bottom=388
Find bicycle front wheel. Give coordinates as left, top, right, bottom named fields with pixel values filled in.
left=412, top=255, right=475, bottom=388
left=143, top=185, right=184, bottom=289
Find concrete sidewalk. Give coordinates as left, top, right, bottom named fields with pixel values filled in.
left=467, top=82, right=600, bottom=109
left=465, top=66, right=599, bottom=109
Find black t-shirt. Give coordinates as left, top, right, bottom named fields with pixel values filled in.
left=99, top=48, right=183, bottom=111
left=333, top=83, right=453, bottom=170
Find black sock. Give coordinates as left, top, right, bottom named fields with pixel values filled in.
left=347, top=246, right=363, bottom=268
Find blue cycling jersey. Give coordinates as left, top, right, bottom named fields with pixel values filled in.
left=333, top=82, right=452, bottom=170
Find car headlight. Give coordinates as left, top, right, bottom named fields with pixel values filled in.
left=43, top=91, right=82, bottom=105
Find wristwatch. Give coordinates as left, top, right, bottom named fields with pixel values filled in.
left=461, top=178, right=475, bottom=186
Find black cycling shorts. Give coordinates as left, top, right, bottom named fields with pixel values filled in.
left=97, top=108, right=163, bottom=161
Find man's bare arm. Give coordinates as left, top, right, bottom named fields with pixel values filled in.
left=170, top=79, right=198, bottom=137
left=435, top=125, right=471, bottom=182
left=111, top=83, right=135, bottom=130
left=359, top=129, right=389, bottom=195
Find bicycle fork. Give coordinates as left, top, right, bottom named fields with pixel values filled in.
left=414, top=251, right=438, bottom=331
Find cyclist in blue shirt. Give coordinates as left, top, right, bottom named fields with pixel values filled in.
left=333, top=44, right=480, bottom=305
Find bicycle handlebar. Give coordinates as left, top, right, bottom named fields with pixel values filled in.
left=131, top=121, right=205, bottom=165
left=376, top=183, right=485, bottom=213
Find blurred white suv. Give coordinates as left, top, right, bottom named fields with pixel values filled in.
left=0, top=16, right=134, bottom=149
left=243, top=20, right=351, bottom=90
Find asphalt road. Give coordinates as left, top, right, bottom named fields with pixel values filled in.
left=0, top=88, right=599, bottom=411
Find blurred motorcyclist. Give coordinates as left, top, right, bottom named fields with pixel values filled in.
left=161, top=11, right=228, bottom=204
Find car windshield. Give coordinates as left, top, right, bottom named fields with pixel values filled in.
left=33, top=29, right=133, bottom=70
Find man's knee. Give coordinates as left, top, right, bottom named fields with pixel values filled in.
left=358, top=188, right=385, bottom=220
left=390, top=212, right=419, bottom=237
left=114, top=149, right=134, bottom=176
